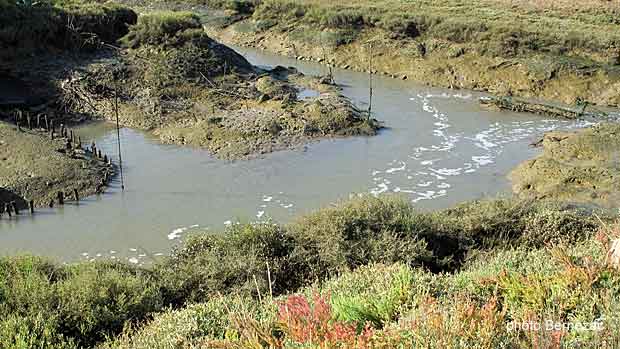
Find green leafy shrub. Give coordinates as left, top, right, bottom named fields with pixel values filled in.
left=120, top=11, right=201, bottom=48
left=0, top=257, right=162, bottom=348
left=155, top=222, right=296, bottom=305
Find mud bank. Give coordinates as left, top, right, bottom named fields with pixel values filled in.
left=510, top=123, right=620, bottom=208
left=72, top=11, right=381, bottom=160
left=197, top=0, right=620, bottom=108
left=0, top=122, right=113, bottom=210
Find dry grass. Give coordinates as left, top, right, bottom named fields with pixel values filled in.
left=489, top=0, right=620, bottom=11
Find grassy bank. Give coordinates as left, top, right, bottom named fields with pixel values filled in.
left=200, top=0, right=620, bottom=107
left=0, top=195, right=615, bottom=348
left=0, top=0, right=136, bottom=63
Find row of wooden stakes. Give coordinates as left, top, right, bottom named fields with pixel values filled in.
left=1, top=110, right=114, bottom=219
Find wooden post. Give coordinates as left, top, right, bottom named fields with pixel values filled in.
left=5, top=203, right=11, bottom=217
left=44, top=114, right=49, bottom=130
left=368, top=42, right=373, bottom=120
left=11, top=201, right=19, bottom=215
left=57, top=192, right=64, bottom=205
left=78, top=136, right=82, bottom=149
left=29, top=200, right=34, bottom=214
left=103, top=154, right=108, bottom=163
left=73, top=189, right=79, bottom=201
left=97, top=150, right=102, bottom=159
left=37, top=113, right=41, bottom=129
left=49, top=199, right=54, bottom=208
left=26, top=112, right=32, bottom=130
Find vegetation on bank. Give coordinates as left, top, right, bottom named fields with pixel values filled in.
left=74, top=9, right=380, bottom=159
left=1, top=195, right=616, bottom=348
left=0, top=0, right=136, bottom=62
left=199, top=0, right=620, bottom=106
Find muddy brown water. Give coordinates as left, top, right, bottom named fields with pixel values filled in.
left=0, top=47, right=597, bottom=263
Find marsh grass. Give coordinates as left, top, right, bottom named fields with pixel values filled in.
left=248, top=0, right=620, bottom=59
left=0, top=0, right=136, bottom=60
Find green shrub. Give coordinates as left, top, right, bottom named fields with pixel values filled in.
left=121, top=11, right=201, bottom=48
left=155, top=222, right=296, bottom=305
left=0, top=257, right=162, bottom=348
left=287, top=196, right=439, bottom=281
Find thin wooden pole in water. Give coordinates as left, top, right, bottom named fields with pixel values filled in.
left=114, top=75, right=125, bottom=191
left=368, top=43, right=373, bottom=120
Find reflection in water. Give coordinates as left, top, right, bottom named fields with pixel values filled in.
left=0, top=47, right=594, bottom=263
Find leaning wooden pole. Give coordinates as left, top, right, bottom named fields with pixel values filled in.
left=114, top=76, right=125, bottom=191
left=368, top=42, right=373, bottom=120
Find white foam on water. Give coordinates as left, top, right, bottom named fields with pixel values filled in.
left=371, top=183, right=389, bottom=196
left=367, top=92, right=595, bottom=207
left=385, top=161, right=406, bottom=174
left=472, top=155, right=494, bottom=166
left=128, top=257, right=139, bottom=264
left=129, top=248, right=137, bottom=252
left=257, top=211, right=265, bottom=219
left=168, top=227, right=188, bottom=240
left=224, top=220, right=232, bottom=226
left=262, top=196, right=273, bottom=202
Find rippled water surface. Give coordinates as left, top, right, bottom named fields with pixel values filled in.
left=0, top=47, right=594, bottom=262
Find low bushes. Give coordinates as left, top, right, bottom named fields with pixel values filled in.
left=156, top=196, right=603, bottom=306
left=0, top=196, right=608, bottom=347
left=0, top=257, right=162, bottom=348
left=109, top=237, right=620, bottom=348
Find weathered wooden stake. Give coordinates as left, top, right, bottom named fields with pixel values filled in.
left=73, top=189, right=79, bottom=201
left=29, top=200, right=34, bottom=214
left=103, top=154, right=108, bottom=163
left=368, top=42, right=373, bottom=119
left=11, top=201, right=19, bottom=215
left=49, top=199, right=54, bottom=208
left=5, top=203, right=11, bottom=217
left=44, top=114, right=49, bottom=130
left=37, top=113, right=41, bottom=128
left=57, top=192, right=64, bottom=205
left=26, top=112, right=32, bottom=130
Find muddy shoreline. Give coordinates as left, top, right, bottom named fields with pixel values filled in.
left=207, top=25, right=620, bottom=108
left=511, top=123, right=620, bottom=208
left=0, top=120, right=114, bottom=211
